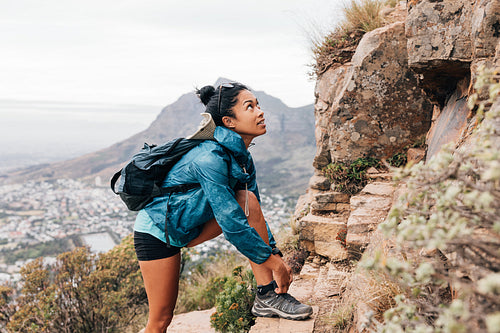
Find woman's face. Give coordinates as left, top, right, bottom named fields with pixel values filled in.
left=223, top=89, right=266, bottom=147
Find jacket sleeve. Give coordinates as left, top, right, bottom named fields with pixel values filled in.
left=245, top=157, right=277, bottom=248
left=190, top=151, right=273, bottom=264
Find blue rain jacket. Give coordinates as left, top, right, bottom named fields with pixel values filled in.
left=134, top=126, right=276, bottom=264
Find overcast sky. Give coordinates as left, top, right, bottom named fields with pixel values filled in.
left=0, top=0, right=344, bottom=108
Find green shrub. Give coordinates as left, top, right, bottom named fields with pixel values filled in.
left=176, top=251, right=247, bottom=314
left=322, top=157, right=381, bottom=194
left=210, top=266, right=256, bottom=333
left=387, top=151, right=407, bottom=168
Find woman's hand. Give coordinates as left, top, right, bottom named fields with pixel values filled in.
left=273, top=263, right=291, bottom=293
left=267, top=255, right=293, bottom=294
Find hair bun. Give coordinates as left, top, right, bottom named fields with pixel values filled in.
left=197, top=85, right=216, bottom=106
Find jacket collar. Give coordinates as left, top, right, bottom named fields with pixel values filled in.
left=213, top=126, right=250, bottom=165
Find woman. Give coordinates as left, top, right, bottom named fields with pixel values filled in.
left=134, top=82, right=313, bottom=332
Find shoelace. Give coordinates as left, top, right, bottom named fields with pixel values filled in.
left=272, top=293, right=301, bottom=305
left=243, top=166, right=249, bottom=217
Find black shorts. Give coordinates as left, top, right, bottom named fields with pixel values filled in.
left=134, top=231, right=181, bottom=261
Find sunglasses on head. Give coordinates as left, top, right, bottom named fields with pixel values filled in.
left=218, top=83, right=234, bottom=114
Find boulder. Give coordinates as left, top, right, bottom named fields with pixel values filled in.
left=406, top=0, right=500, bottom=105
left=406, top=0, right=474, bottom=66
left=471, top=0, right=500, bottom=59
left=313, top=65, right=350, bottom=169
left=313, top=22, right=433, bottom=166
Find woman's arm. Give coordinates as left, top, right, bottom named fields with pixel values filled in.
left=190, top=151, right=273, bottom=264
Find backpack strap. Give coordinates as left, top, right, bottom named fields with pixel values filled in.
left=110, top=169, right=123, bottom=194
left=159, top=183, right=200, bottom=195
left=220, top=146, right=237, bottom=182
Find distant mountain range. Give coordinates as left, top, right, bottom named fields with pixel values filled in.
left=2, top=80, right=315, bottom=196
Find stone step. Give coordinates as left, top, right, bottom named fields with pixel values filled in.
left=359, top=182, right=395, bottom=197
left=310, top=191, right=351, bottom=212
left=299, top=214, right=347, bottom=241
left=313, top=263, right=349, bottom=300
left=367, top=172, right=393, bottom=181
left=349, top=194, right=393, bottom=211
left=346, top=181, right=395, bottom=252
left=307, top=261, right=352, bottom=333
left=299, top=214, right=348, bottom=260
left=309, top=190, right=351, bottom=214
left=347, top=221, right=380, bottom=234
left=249, top=307, right=319, bottom=333
left=138, top=308, right=216, bottom=333
left=313, top=190, right=351, bottom=204
left=346, top=232, right=372, bottom=245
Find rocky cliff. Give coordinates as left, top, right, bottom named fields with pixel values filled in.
left=282, top=1, right=500, bottom=332
left=294, top=0, right=500, bottom=263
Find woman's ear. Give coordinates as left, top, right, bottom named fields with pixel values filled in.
left=222, top=116, right=236, bottom=129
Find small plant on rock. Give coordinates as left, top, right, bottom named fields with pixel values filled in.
left=322, top=157, right=381, bottom=194
left=310, top=0, right=386, bottom=77
left=387, top=151, right=407, bottom=168
left=210, top=266, right=256, bottom=333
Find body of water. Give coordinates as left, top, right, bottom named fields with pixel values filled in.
left=80, top=232, right=117, bottom=253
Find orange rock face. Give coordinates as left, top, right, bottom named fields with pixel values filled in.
left=313, top=22, right=433, bottom=168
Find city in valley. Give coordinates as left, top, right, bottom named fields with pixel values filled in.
left=0, top=178, right=294, bottom=283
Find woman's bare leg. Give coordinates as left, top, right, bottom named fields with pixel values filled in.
left=139, top=253, right=181, bottom=333
left=186, top=218, right=222, bottom=247
left=235, top=190, right=274, bottom=286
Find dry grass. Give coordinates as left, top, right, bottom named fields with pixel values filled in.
left=276, top=225, right=310, bottom=275
left=327, top=231, right=402, bottom=331
left=327, top=269, right=402, bottom=331
left=310, top=29, right=363, bottom=77
left=385, top=0, right=399, bottom=8
left=310, top=0, right=387, bottom=78
left=340, top=0, right=385, bottom=34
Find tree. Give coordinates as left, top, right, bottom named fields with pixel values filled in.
left=1, top=235, right=147, bottom=333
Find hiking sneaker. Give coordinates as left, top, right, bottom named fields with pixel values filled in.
left=251, top=289, right=313, bottom=320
